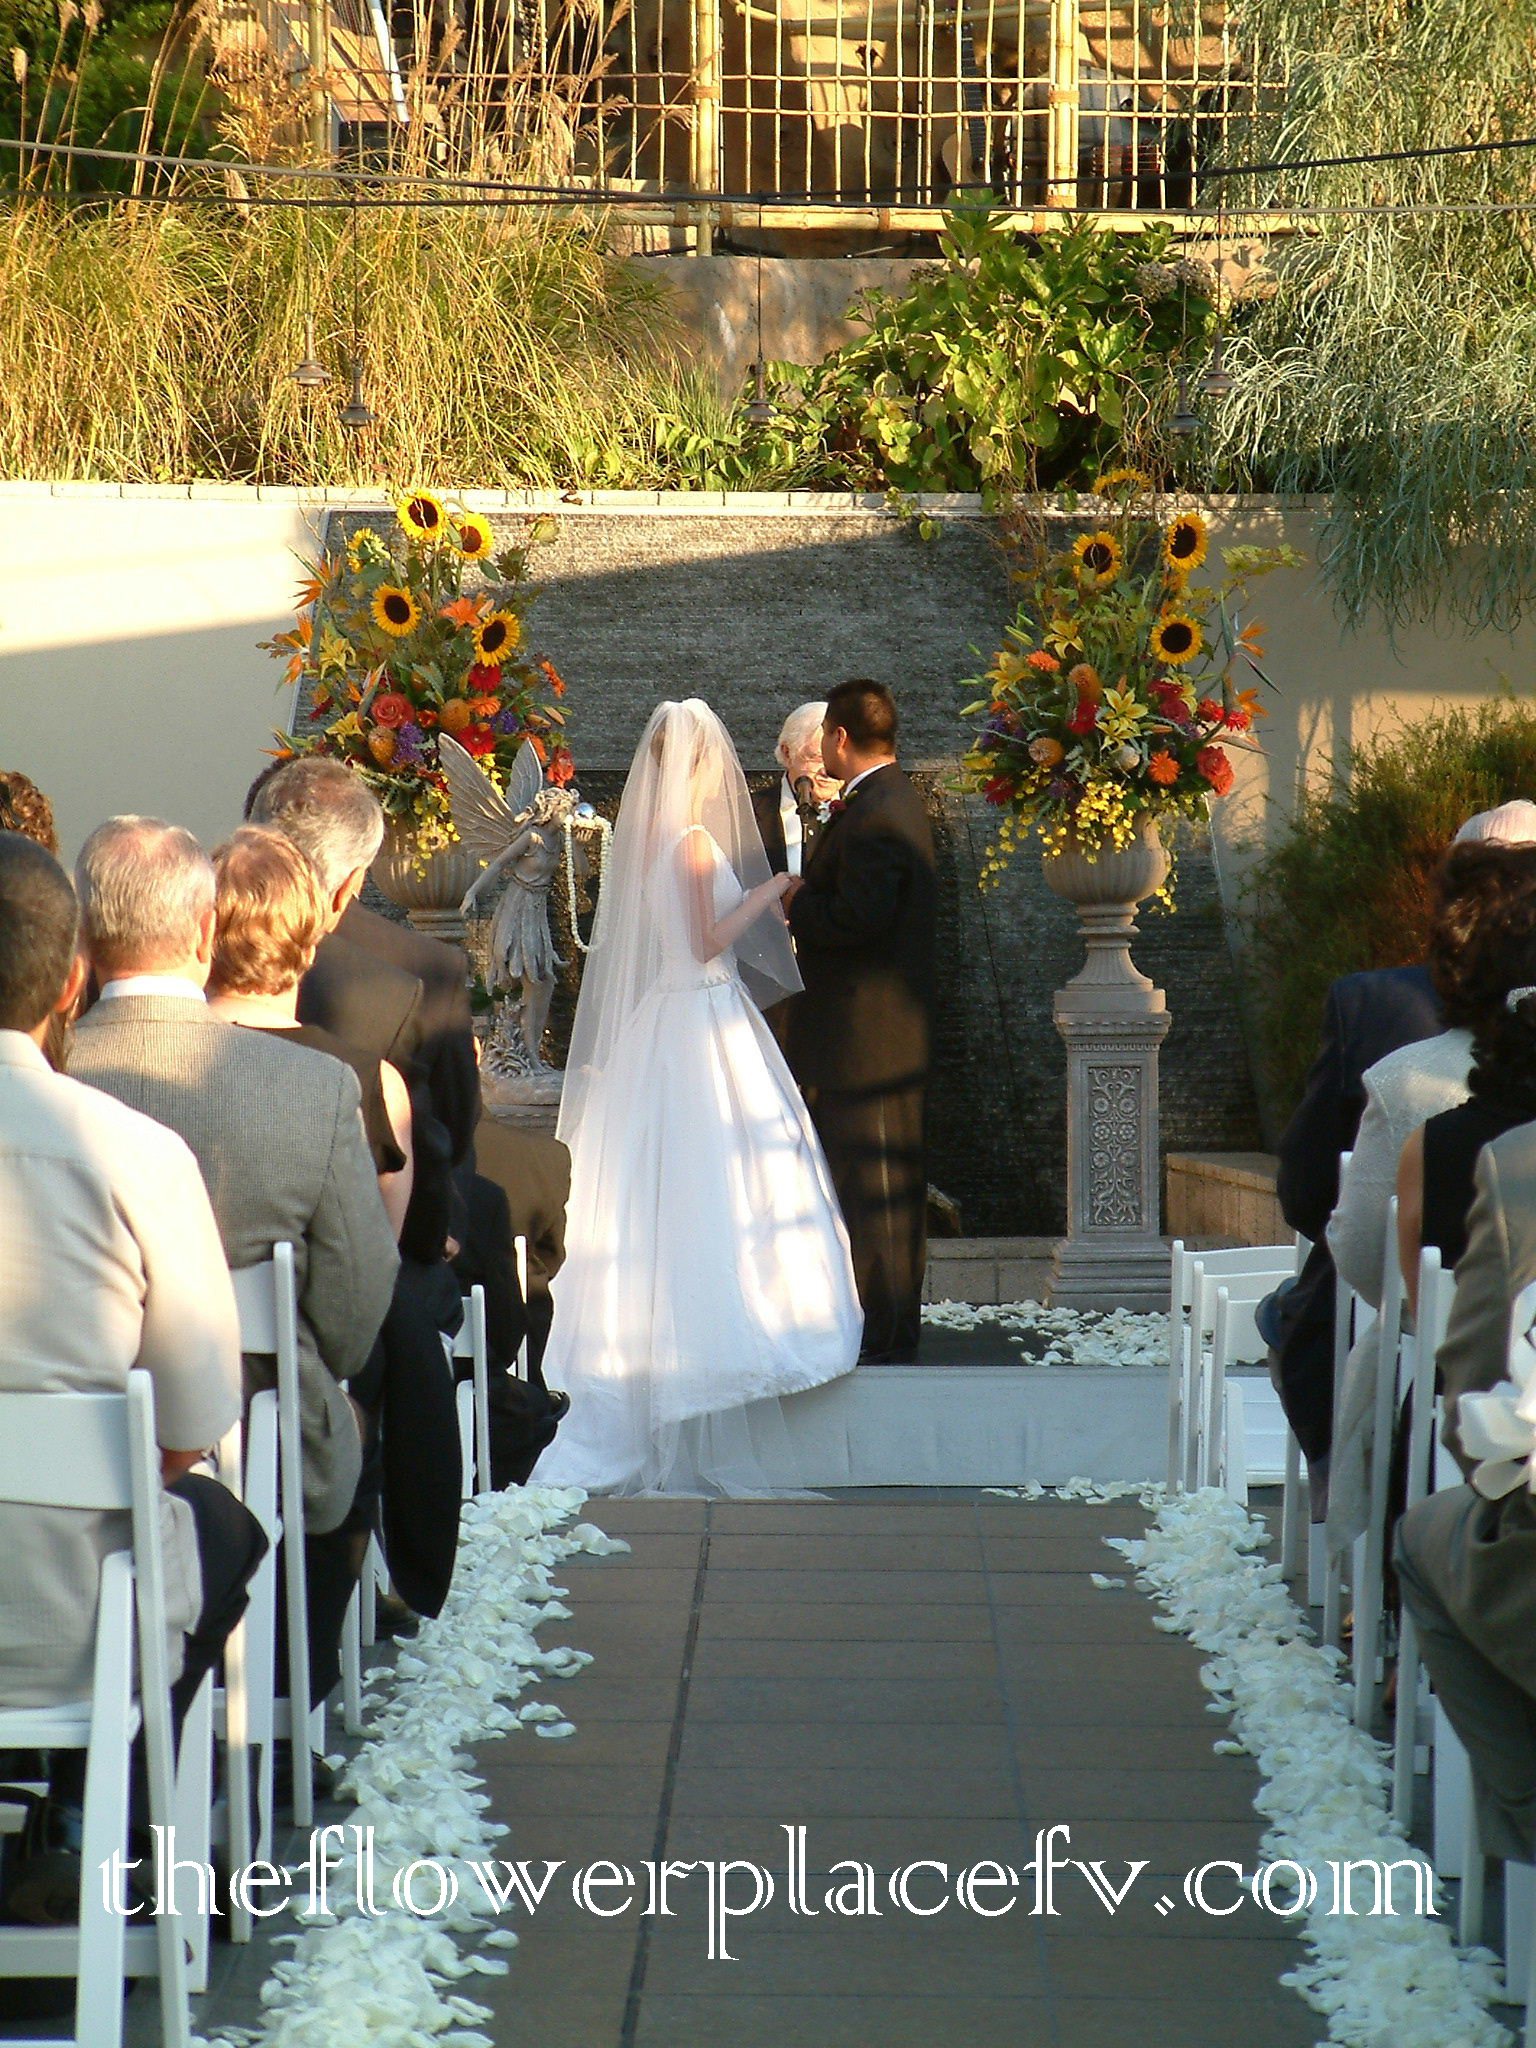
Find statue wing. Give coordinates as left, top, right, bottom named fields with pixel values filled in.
left=505, top=738, right=545, bottom=817
left=438, top=733, right=517, bottom=861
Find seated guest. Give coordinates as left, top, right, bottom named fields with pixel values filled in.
left=248, top=758, right=478, bottom=1166
left=0, top=832, right=265, bottom=1916
left=66, top=816, right=397, bottom=1698
left=0, top=771, right=58, bottom=855
left=1328, top=837, right=1536, bottom=1554
left=467, top=1115, right=571, bottom=1381
left=452, top=1116, right=572, bottom=1486
left=245, top=760, right=456, bottom=1264
left=1395, top=1127, right=1536, bottom=1861
left=206, top=825, right=414, bottom=1237
left=0, top=773, right=66, bottom=1071
left=1332, top=827, right=1536, bottom=1306
left=1270, top=802, right=1536, bottom=1499
left=209, top=819, right=461, bottom=1623
left=1397, top=856, right=1536, bottom=1297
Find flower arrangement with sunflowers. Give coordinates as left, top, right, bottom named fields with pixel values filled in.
left=264, top=492, right=573, bottom=857
left=960, top=477, right=1301, bottom=895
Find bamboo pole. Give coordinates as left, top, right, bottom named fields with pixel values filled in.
left=691, top=0, right=723, bottom=251
left=307, top=0, right=330, bottom=156
left=1046, top=0, right=1079, bottom=206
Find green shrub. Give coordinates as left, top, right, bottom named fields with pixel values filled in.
left=1245, top=700, right=1536, bottom=1119
left=730, top=208, right=1218, bottom=497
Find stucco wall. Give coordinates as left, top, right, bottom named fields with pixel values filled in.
left=0, top=486, right=322, bottom=858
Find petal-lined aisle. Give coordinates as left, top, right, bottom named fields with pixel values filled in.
left=468, top=1492, right=1320, bottom=2048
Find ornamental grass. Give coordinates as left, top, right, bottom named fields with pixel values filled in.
left=0, top=191, right=719, bottom=488
left=1245, top=700, right=1536, bottom=1120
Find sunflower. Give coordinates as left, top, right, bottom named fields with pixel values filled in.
left=1151, top=611, right=1202, bottom=666
left=1091, top=467, right=1150, bottom=498
left=474, top=610, right=522, bottom=665
left=1071, top=531, right=1123, bottom=585
left=1163, top=512, right=1209, bottom=575
left=372, top=586, right=421, bottom=637
left=346, top=526, right=387, bottom=573
left=397, top=492, right=447, bottom=545
left=452, top=511, right=495, bottom=563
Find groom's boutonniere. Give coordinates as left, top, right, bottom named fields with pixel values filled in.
left=824, top=797, right=847, bottom=819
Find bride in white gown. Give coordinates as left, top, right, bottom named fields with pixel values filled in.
left=533, top=699, right=861, bottom=1496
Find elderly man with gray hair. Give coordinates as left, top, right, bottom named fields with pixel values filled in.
left=751, top=700, right=842, bottom=880
left=68, top=813, right=398, bottom=1723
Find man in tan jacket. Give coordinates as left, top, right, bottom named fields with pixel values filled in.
left=68, top=816, right=398, bottom=1706
left=1396, top=1121, right=1536, bottom=1860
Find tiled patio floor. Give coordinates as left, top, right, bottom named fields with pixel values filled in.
left=103, top=1491, right=1322, bottom=2048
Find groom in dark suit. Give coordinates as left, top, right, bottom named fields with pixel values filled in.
left=784, top=680, right=937, bottom=1363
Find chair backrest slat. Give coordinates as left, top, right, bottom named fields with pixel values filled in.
left=0, top=1390, right=137, bottom=1509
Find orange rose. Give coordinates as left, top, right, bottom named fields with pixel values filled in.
left=439, top=698, right=473, bottom=734
left=1147, top=750, right=1180, bottom=786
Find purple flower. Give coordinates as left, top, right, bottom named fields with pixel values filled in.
left=393, top=721, right=426, bottom=767
left=493, top=707, right=521, bottom=735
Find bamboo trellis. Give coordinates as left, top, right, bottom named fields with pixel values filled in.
left=224, top=0, right=1284, bottom=244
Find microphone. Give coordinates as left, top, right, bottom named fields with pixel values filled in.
left=792, top=774, right=815, bottom=806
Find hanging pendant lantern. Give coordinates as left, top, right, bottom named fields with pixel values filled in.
left=339, top=359, right=376, bottom=432
left=291, top=315, right=331, bottom=390
left=1200, top=334, right=1233, bottom=402
left=1170, top=368, right=1201, bottom=440
left=746, top=357, right=773, bottom=427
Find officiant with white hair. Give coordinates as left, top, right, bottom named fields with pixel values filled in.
left=752, top=700, right=842, bottom=880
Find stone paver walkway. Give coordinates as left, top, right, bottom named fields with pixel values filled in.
left=473, top=1493, right=1318, bottom=2048
left=100, top=1490, right=1321, bottom=2048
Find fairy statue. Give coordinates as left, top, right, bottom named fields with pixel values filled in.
left=438, top=733, right=602, bottom=1079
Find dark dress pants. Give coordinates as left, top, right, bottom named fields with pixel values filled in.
left=806, top=1079, right=927, bottom=1363
left=167, top=1474, right=270, bottom=1730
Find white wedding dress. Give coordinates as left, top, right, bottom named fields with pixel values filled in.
left=534, top=702, right=860, bottom=1496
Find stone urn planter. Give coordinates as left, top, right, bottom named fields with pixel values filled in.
left=371, top=823, right=481, bottom=944
left=1041, top=818, right=1170, bottom=993
left=1040, top=817, right=1171, bottom=1312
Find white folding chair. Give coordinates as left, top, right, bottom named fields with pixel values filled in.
left=1322, top=1258, right=1364, bottom=1649
left=513, top=1235, right=530, bottom=1381
left=1205, top=1285, right=1266, bottom=1500
left=1392, top=1244, right=1456, bottom=1828
left=1168, top=1241, right=1296, bottom=1493
left=230, top=1245, right=320, bottom=1834
left=1443, top=1275, right=1536, bottom=1962
left=452, top=1285, right=492, bottom=1500
left=1188, top=1254, right=1295, bottom=1492
left=0, top=1374, right=193, bottom=2048
left=1352, top=1197, right=1406, bottom=1728
left=1278, top=1233, right=1314, bottom=1580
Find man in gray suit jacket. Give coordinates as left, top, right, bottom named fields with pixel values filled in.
left=68, top=817, right=399, bottom=1539
left=1396, top=1121, right=1536, bottom=1860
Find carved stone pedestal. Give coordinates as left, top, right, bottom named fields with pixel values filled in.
left=1042, top=824, right=1173, bottom=1313
left=480, top=1065, right=563, bottom=1139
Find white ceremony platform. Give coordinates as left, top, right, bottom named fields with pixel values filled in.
left=759, top=1362, right=1288, bottom=1490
